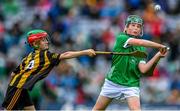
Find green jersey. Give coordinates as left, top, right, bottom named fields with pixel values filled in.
left=106, top=32, right=146, bottom=87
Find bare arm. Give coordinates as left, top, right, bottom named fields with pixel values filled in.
left=138, top=51, right=168, bottom=76
left=59, top=49, right=96, bottom=60
left=128, top=38, right=165, bottom=49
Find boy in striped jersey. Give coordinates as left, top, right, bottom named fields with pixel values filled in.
left=2, top=29, right=96, bottom=110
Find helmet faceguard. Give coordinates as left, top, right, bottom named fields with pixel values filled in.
left=27, top=29, right=48, bottom=48
left=124, top=15, right=144, bottom=37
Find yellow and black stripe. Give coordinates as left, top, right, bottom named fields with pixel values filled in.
left=6, top=88, right=22, bottom=110
left=9, top=50, right=60, bottom=90
left=10, top=53, right=33, bottom=86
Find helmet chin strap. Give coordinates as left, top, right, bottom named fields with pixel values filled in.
left=32, top=45, right=40, bottom=49
left=33, top=44, right=49, bottom=50
left=140, top=28, right=143, bottom=37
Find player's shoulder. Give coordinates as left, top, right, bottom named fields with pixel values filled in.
left=116, top=32, right=130, bottom=39
left=45, top=50, right=60, bottom=57
left=20, top=52, right=32, bottom=62
left=117, top=32, right=127, bottom=37
left=34, top=49, right=50, bottom=54
left=45, top=50, right=54, bottom=54
left=116, top=32, right=130, bottom=42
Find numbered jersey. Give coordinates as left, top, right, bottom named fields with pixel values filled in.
left=9, top=50, right=60, bottom=90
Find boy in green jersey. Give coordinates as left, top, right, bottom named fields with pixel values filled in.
left=93, top=15, right=169, bottom=111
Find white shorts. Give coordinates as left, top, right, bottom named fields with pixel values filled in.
left=100, top=79, right=140, bottom=100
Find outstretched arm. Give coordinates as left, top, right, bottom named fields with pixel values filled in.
left=128, top=38, right=165, bottom=49
left=59, top=49, right=96, bottom=60
left=138, top=50, right=168, bottom=76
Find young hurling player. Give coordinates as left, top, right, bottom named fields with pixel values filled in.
left=2, top=29, right=96, bottom=110
left=93, top=15, right=169, bottom=111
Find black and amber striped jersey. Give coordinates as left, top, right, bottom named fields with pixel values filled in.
left=9, top=49, right=60, bottom=90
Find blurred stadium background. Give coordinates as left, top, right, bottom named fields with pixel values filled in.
left=0, top=0, right=179, bottom=110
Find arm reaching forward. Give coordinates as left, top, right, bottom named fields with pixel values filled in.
left=128, top=38, right=169, bottom=57
left=128, top=38, right=166, bottom=49
left=138, top=50, right=168, bottom=76
left=59, top=49, right=96, bottom=60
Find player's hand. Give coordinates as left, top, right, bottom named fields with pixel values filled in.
left=157, top=50, right=168, bottom=58
left=85, top=49, right=96, bottom=57
left=159, top=46, right=169, bottom=55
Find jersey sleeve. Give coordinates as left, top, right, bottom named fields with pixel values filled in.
left=47, top=51, right=61, bottom=66
left=123, top=38, right=133, bottom=48
left=116, top=34, right=132, bottom=48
